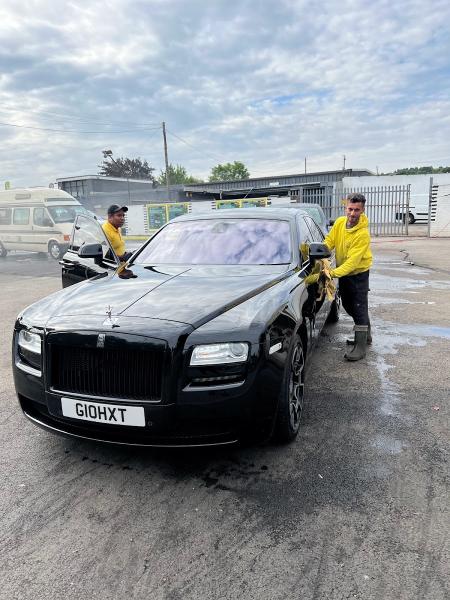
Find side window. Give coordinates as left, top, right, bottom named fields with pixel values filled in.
left=304, top=216, right=325, bottom=243
left=13, top=208, right=30, bottom=225
left=33, top=208, right=47, bottom=226
left=70, top=215, right=116, bottom=263
left=0, top=208, right=11, bottom=225
left=297, top=216, right=313, bottom=267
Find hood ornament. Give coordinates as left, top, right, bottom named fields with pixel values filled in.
left=103, top=305, right=119, bottom=328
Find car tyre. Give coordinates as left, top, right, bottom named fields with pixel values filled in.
left=273, top=335, right=305, bottom=444
left=326, top=295, right=340, bottom=323
left=48, top=240, right=62, bottom=260
left=408, top=213, right=415, bottom=225
left=0, top=242, right=7, bottom=258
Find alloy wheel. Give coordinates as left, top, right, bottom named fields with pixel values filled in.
left=288, top=343, right=305, bottom=431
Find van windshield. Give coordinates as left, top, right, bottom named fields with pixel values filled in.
left=47, top=205, right=87, bottom=223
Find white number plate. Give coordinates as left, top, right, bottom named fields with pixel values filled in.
left=61, top=397, right=145, bottom=427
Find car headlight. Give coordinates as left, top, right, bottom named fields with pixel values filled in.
left=18, top=329, right=42, bottom=370
left=190, top=342, right=249, bottom=366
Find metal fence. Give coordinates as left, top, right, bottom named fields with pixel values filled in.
left=296, top=185, right=411, bottom=236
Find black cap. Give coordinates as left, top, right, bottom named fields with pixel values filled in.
left=107, top=204, right=128, bottom=216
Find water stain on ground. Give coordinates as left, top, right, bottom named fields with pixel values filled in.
left=371, top=434, right=406, bottom=455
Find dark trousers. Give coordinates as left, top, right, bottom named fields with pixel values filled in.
left=339, top=270, right=370, bottom=326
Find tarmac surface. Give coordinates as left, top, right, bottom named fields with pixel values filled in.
left=0, top=236, right=448, bottom=600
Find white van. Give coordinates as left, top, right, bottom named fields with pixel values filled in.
left=0, top=188, right=89, bottom=259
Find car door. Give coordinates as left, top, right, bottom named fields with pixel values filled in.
left=303, top=215, right=333, bottom=332
left=60, top=214, right=119, bottom=288
left=296, top=215, right=319, bottom=344
left=32, top=207, right=54, bottom=252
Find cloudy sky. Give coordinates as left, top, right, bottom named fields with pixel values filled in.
left=1, top=0, right=450, bottom=187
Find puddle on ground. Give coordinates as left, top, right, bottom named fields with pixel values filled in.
left=371, top=357, right=403, bottom=418
left=335, top=317, right=446, bottom=422
left=375, top=265, right=431, bottom=276
left=370, top=295, right=435, bottom=306
left=372, top=434, right=406, bottom=455
left=375, top=322, right=450, bottom=341
left=370, top=273, right=450, bottom=292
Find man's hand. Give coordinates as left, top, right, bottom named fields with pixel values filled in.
left=304, top=272, right=320, bottom=286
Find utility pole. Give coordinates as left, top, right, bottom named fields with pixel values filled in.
left=162, top=121, right=170, bottom=201
left=343, top=154, right=346, bottom=171
left=304, top=157, right=307, bottom=174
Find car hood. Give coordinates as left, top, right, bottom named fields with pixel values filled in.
left=19, top=264, right=292, bottom=329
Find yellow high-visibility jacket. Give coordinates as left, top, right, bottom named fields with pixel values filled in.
left=324, top=214, right=372, bottom=278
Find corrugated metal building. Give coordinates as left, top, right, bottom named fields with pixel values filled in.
left=184, top=169, right=372, bottom=200
left=56, top=175, right=183, bottom=216
left=57, top=168, right=373, bottom=216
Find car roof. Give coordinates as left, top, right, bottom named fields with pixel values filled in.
left=171, top=207, right=310, bottom=223
left=271, top=202, right=323, bottom=209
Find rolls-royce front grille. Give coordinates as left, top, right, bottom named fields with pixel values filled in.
left=50, top=345, right=163, bottom=401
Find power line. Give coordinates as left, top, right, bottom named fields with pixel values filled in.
left=0, top=121, right=162, bottom=134
left=166, top=129, right=223, bottom=164
left=0, top=103, right=161, bottom=128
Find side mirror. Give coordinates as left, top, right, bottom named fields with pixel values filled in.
left=309, top=242, right=331, bottom=261
left=78, top=243, right=103, bottom=261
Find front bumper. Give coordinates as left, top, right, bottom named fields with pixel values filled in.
left=13, top=337, right=285, bottom=447
left=16, top=371, right=281, bottom=446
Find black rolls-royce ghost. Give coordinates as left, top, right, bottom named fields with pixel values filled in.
left=12, top=208, right=338, bottom=447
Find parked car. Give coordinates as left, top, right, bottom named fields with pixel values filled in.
left=12, top=208, right=338, bottom=447
left=269, top=203, right=333, bottom=234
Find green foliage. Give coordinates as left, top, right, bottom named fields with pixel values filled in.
left=209, top=161, right=250, bottom=182
left=99, top=156, right=156, bottom=181
left=382, top=166, right=450, bottom=175
left=158, top=164, right=202, bottom=185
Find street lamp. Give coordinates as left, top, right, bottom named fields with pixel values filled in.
left=102, top=149, right=131, bottom=204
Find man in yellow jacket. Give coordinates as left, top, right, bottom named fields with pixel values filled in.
left=305, top=193, right=373, bottom=361
left=102, top=204, right=132, bottom=262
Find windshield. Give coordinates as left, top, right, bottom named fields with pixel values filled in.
left=135, top=218, right=292, bottom=265
left=47, top=205, right=87, bottom=223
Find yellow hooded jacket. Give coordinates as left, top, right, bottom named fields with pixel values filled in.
left=324, top=214, right=372, bottom=278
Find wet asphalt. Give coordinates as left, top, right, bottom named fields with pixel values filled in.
left=0, top=242, right=448, bottom=600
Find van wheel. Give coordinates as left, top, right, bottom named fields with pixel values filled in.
left=0, top=242, right=7, bottom=258
left=48, top=241, right=62, bottom=260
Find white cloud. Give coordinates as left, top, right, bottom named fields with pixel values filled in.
left=0, top=0, right=450, bottom=186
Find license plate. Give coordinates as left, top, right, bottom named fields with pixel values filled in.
left=61, top=397, right=145, bottom=427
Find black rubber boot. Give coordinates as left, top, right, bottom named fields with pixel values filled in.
left=344, top=325, right=368, bottom=361
left=346, top=323, right=372, bottom=345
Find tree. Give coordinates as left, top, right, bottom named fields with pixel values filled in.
left=98, top=155, right=156, bottom=181
left=158, top=164, right=202, bottom=185
left=381, top=165, right=450, bottom=175
left=209, top=161, right=250, bottom=182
